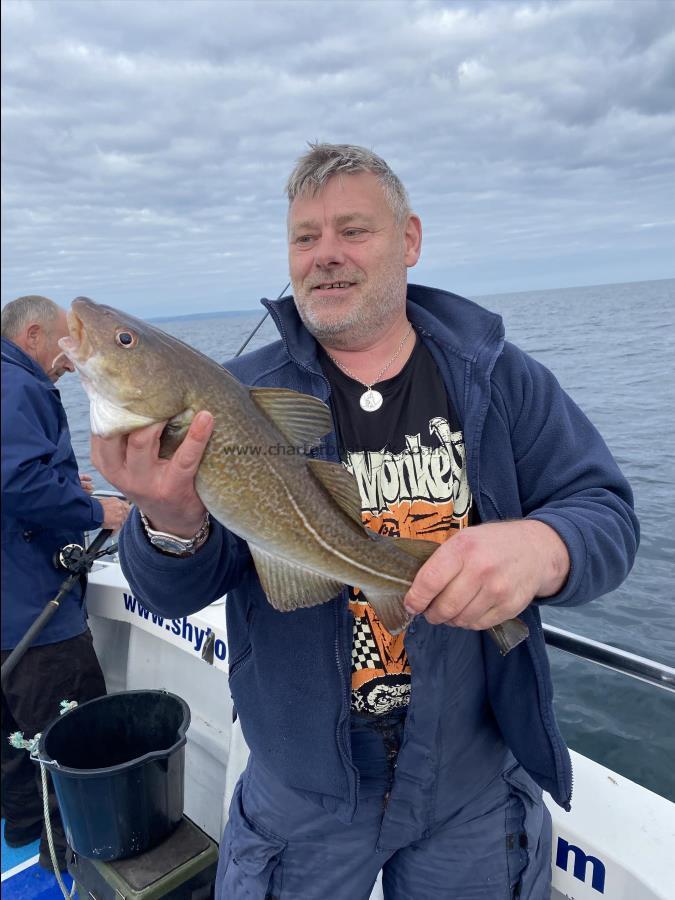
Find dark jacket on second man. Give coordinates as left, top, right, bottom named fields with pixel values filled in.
left=1, top=337, right=104, bottom=650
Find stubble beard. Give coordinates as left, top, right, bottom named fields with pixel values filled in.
left=292, top=265, right=408, bottom=351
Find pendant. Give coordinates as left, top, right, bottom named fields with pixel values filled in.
left=360, top=389, right=383, bottom=412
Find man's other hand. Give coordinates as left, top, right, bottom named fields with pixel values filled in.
left=79, top=473, right=94, bottom=494
left=99, top=497, right=132, bottom=534
left=403, top=520, right=570, bottom=630
left=91, top=411, right=214, bottom=539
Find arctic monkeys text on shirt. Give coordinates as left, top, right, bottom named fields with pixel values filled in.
left=321, top=336, right=476, bottom=716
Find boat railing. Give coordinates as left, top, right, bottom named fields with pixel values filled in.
left=542, top=623, right=675, bottom=694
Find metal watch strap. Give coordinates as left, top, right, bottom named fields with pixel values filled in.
left=139, top=510, right=211, bottom=557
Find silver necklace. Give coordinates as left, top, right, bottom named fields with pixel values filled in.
left=327, top=325, right=414, bottom=412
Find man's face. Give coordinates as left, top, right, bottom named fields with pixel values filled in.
left=39, top=310, right=75, bottom=382
left=288, top=172, right=421, bottom=349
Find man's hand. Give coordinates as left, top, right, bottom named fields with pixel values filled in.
left=98, top=497, right=132, bottom=533
left=90, top=411, right=214, bottom=538
left=403, top=520, right=570, bottom=629
left=79, top=473, right=94, bottom=494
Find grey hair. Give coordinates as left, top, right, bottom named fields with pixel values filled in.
left=1, top=295, right=61, bottom=340
left=286, top=143, right=411, bottom=223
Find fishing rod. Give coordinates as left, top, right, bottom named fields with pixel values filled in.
left=235, top=281, right=290, bottom=357
left=1, top=527, right=116, bottom=687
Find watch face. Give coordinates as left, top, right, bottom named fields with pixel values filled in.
left=152, top=535, right=191, bottom=554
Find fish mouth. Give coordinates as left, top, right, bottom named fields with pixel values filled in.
left=58, top=305, right=92, bottom=366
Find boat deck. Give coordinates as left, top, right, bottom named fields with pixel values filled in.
left=1, top=820, right=72, bottom=900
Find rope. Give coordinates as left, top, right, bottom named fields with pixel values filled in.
left=8, top=701, right=78, bottom=899
left=8, top=730, right=40, bottom=753
left=40, top=760, right=76, bottom=899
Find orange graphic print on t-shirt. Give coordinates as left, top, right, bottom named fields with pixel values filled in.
left=347, top=418, right=473, bottom=715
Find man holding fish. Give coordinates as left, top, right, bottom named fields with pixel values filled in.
left=76, top=145, right=638, bottom=898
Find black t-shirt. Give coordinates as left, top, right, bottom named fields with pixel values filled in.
left=321, top=336, right=476, bottom=716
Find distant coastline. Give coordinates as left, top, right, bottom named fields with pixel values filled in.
left=149, top=309, right=256, bottom=323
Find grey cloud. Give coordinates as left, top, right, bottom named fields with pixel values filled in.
left=2, top=0, right=674, bottom=315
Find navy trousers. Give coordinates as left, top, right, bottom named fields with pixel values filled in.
left=217, top=712, right=552, bottom=899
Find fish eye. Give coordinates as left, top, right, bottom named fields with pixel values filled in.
left=115, top=330, right=136, bottom=348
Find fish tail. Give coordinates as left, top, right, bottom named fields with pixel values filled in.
left=487, top=618, right=530, bottom=655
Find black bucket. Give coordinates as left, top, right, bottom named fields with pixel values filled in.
left=36, top=690, right=190, bottom=861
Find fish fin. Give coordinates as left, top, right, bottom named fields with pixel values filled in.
left=249, top=544, right=343, bottom=611
left=487, top=618, right=530, bottom=655
left=159, top=409, right=195, bottom=459
left=386, top=536, right=438, bottom=562
left=250, top=387, right=333, bottom=449
left=307, top=459, right=364, bottom=527
left=360, top=589, right=412, bottom=634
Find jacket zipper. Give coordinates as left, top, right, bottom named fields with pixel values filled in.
left=334, top=594, right=359, bottom=813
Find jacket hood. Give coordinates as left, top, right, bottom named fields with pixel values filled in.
left=261, top=283, right=504, bottom=367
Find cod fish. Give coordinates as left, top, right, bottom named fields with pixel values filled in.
left=58, top=297, right=529, bottom=654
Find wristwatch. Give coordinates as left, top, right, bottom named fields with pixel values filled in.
left=140, top=510, right=211, bottom=557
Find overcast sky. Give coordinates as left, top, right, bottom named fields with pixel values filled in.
left=2, top=0, right=674, bottom=318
